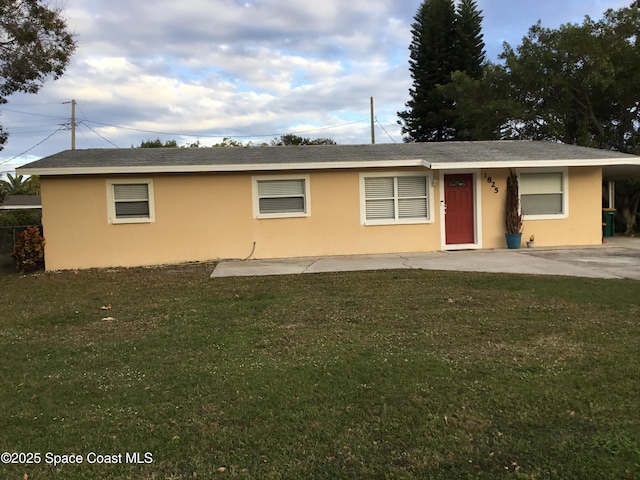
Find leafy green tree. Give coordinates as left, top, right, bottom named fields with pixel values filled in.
left=398, top=0, right=485, bottom=142
left=138, top=139, right=208, bottom=148
left=212, top=137, right=246, bottom=147
left=496, top=19, right=624, bottom=147
left=139, top=138, right=178, bottom=148
left=0, top=208, right=42, bottom=226
left=438, top=67, right=516, bottom=140
left=270, top=134, right=336, bottom=146
left=446, top=5, right=640, bottom=150
left=137, top=136, right=337, bottom=149
left=0, top=0, right=76, bottom=150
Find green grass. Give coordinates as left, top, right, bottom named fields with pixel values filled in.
left=1, top=265, right=639, bottom=479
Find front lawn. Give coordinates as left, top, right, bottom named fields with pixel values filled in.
left=1, top=265, right=639, bottom=479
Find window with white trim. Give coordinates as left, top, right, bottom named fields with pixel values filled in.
left=520, top=170, right=567, bottom=219
left=252, top=175, right=310, bottom=218
left=361, top=173, right=431, bottom=225
left=107, top=179, right=155, bottom=224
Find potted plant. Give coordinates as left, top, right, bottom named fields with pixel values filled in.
left=526, top=234, right=535, bottom=248
left=505, top=169, right=523, bottom=249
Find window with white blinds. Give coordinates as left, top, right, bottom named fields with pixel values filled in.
left=107, top=180, right=155, bottom=224
left=362, top=174, right=430, bottom=225
left=253, top=176, right=310, bottom=218
left=520, top=170, right=567, bottom=218
left=114, top=184, right=150, bottom=218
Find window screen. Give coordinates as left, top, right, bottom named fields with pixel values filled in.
left=364, top=175, right=429, bottom=223
left=520, top=172, right=564, bottom=216
left=257, top=179, right=306, bottom=215
left=113, top=183, right=150, bottom=219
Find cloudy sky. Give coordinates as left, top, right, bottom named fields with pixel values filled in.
left=0, top=0, right=632, bottom=174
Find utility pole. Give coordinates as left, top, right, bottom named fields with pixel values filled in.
left=370, top=97, right=375, bottom=144
left=71, top=99, right=76, bottom=150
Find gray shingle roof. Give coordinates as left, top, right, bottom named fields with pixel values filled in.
left=18, top=140, right=640, bottom=175
left=0, top=195, right=42, bottom=209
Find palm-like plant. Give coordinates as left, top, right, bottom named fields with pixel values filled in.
left=505, top=169, right=523, bottom=234
left=0, top=174, right=40, bottom=195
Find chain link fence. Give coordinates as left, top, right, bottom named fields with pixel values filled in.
left=0, top=225, right=43, bottom=267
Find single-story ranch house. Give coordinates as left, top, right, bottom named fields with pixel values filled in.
left=18, top=140, right=640, bottom=271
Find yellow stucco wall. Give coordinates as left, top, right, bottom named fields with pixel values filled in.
left=478, top=168, right=508, bottom=249
left=40, top=170, right=443, bottom=270
left=39, top=166, right=603, bottom=270
left=478, top=167, right=603, bottom=249
left=520, top=166, right=602, bottom=247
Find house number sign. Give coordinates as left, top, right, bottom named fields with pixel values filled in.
left=484, top=173, right=499, bottom=193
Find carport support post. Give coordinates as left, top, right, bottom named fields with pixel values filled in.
left=608, top=180, right=615, bottom=208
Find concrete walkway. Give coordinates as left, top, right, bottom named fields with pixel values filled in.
left=211, top=236, right=640, bottom=280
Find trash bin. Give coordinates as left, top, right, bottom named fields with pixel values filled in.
left=602, top=208, right=616, bottom=237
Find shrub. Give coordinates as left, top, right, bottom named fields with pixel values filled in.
left=0, top=209, right=42, bottom=226
left=13, top=226, right=45, bottom=273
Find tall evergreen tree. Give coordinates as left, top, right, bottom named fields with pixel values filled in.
left=398, top=0, right=485, bottom=142
left=398, top=0, right=457, bottom=142
left=456, top=0, right=485, bottom=79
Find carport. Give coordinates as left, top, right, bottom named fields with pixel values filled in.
left=602, top=163, right=640, bottom=234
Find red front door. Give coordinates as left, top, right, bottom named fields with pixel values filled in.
left=444, top=174, right=475, bottom=245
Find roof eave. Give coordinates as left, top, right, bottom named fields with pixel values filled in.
left=18, top=159, right=432, bottom=176
left=0, top=205, right=42, bottom=210
left=18, top=157, right=640, bottom=177
left=431, top=158, right=640, bottom=170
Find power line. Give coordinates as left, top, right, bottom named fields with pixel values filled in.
left=81, top=118, right=366, bottom=139
left=5, top=99, right=371, bottom=143
left=0, top=106, right=69, bottom=120
left=0, top=101, right=66, bottom=106
left=77, top=106, right=120, bottom=148
left=1, top=99, right=374, bottom=161
left=376, top=118, right=399, bottom=143
left=0, top=127, right=66, bottom=167
left=79, top=122, right=120, bottom=148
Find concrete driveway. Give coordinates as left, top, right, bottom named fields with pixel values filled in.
left=211, top=236, right=640, bottom=280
